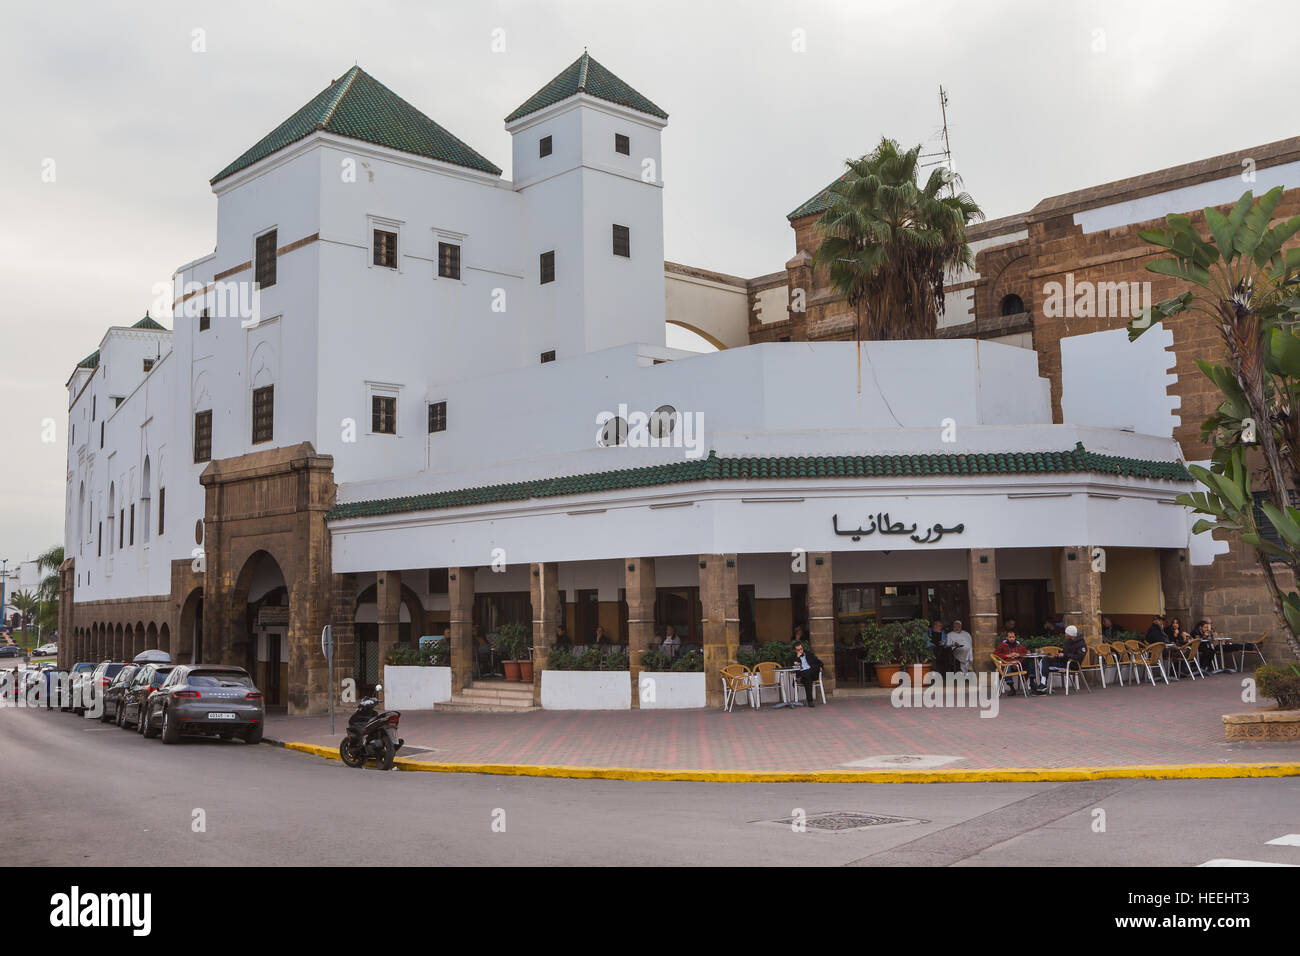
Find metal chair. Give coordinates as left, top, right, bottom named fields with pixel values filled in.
left=720, top=663, right=752, bottom=712
left=1235, top=633, right=1269, bottom=671
left=1045, top=648, right=1091, bottom=695
left=1173, top=638, right=1204, bottom=680
left=1136, top=642, right=1170, bottom=686
left=1124, top=640, right=1146, bottom=684
left=751, top=661, right=781, bottom=707
left=991, top=654, right=1030, bottom=697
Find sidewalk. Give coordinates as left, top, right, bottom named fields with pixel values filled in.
left=264, top=675, right=1300, bottom=781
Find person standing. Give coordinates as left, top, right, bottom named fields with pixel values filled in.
left=946, top=619, right=973, bottom=673
left=792, top=641, right=822, bottom=708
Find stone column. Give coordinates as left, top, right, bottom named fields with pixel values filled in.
left=376, top=570, right=402, bottom=668
left=807, top=551, right=835, bottom=695
left=1059, top=546, right=1104, bottom=639
left=449, top=567, right=475, bottom=693
left=329, top=573, right=358, bottom=707
left=1159, top=548, right=1192, bottom=624
left=700, top=554, right=739, bottom=708
left=968, top=548, right=999, bottom=669
left=530, top=562, right=560, bottom=706
left=625, top=558, right=656, bottom=708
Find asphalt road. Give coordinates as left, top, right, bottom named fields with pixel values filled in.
left=4, top=703, right=1300, bottom=867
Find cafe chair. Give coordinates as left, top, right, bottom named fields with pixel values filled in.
left=1046, top=649, right=1091, bottom=695
left=1173, top=639, right=1204, bottom=680
left=1090, top=643, right=1116, bottom=689
left=720, top=664, right=752, bottom=713
left=1124, top=640, right=1146, bottom=685
left=1235, top=633, right=1269, bottom=671
left=991, top=654, right=1030, bottom=698
left=1136, top=643, right=1170, bottom=686
left=751, top=661, right=781, bottom=708
left=1096, top=642, right=1125, bottom=688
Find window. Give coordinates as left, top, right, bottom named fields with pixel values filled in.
left=615, top=133, right=630, bottom=155
left=373, top=229, right=398, bottom=269
left=194, top=410, right=213, bottom=463
left=540, top=350, right=556, bottom=364
left=427, top=401, right=447, bottom=434
left=255, top=229, right=277, bottom=289
left=97, top=522, right=102, bottom=557
left=92, top=396, right=96, bottom=420
left=612, top=224, right=630, bottom=258
left=129, top=504, right=135, bottom=547
left=540, top=251, right=555, bottom=284
left=372, top=395, right=397, bottom=435
left=158, top=487, right=165, bottom=536
left=99, top=422, right=104, bottom=449
left=142, top=358, right=154, bottom=372
left=199, top=309, right=210, bottom=332
left=113, top=396, right=124, bottom=408
left=539, top=135, right=552, bottom=157
left=437, top=242, right=461, bottom=280
left=252, top=385, right=274, bottom=444
left=1000, top=293, right=1025, bottom=316
left=119, top=509, right=124, bottom=550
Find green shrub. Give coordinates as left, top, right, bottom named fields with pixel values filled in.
left=862, top=619, right=932, bottom=664
left=604, top=647, right=629, bottom=671
left=1256, top=664, right=1300, bottom=709
left=495, top=622, right=531, bottom=661
left=547, top=647, right=574, bottom=670
left=758, top=641, right=795, bottom=667
left=671, top=650, right=703, bottom=672
left=385, top=642, right=449, bottom=667
left=641, top=648, right=670, bottom=671
left=736, top=646, right=760, bottom=669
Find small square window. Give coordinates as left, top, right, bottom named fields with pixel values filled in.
left=372, top=395, right=397, bottom=435
left=615, top=133, right=630, bottom=155
left=252, top=385, right=274, bottom=444
left=373, top=230, right=398, bottom=269
left=540, top=350, right=556, bottom=364
left=255, top=230, right=277, bottom=289
left=428, top=401, right=447, bottom=434
left=143, top=358, right=154, bottom=372
left=539, top=135, right=552, bottom=157
left=438, top=242, right=461, bottom=280
left=613, top=224, right=630, bottom=258
left=540, top=251, right=555, bottom=284
left=199, top=309, right=210, bottom=332
left=194, top=410, right=213, bottom=463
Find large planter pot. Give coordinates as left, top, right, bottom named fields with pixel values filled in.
left=519, top=660, right=534, bottom=682
left=905, top=663, right=933, bottom=686
left=381, top=665, right=452, bottom=710
left=638, top=671, right=706, bottom=709
left=541, top=670, right=631, bottom=710
left=873, top=664, right=902, bottom=687
left=503, top=660, right=522, bottom=682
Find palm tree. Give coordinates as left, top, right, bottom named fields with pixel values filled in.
left=812, top=138, right=983, bottom=342
left=35, top=545, right=63, bottom=638
left=8, top=590, right=38, bottom=646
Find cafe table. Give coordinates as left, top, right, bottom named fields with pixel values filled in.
left=771, top=666, right=804, bottom=708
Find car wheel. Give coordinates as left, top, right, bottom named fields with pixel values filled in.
left=161, top=707, right=179, bottom=744
left=142, top=707, right=159, bottom=739
left=243, top=724, right=263, bottom=745
left=100, top=700, right=113, bottom=722
left=115, top=705, right=126, bottom=728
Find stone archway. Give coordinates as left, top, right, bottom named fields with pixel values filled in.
left=178, top=588, right=203, bottom=664
left=159, top=623, right=171, bottom=657
left=146, top=622, right=158, bottom=653
left=234, top=550, right=290, bottom=708
left=133, top=622, right=146, bottom=659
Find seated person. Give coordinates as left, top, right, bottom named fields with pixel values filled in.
left=661, top=624, right=681, bottom=652
left=945, top=619, right=974, bottom=673
left=995, top=628, right=1038, bottom=694
left=1042, top=625, right=1087, bottom=685
left=554, top=623, right=572, bottom=648
left=1144, top=613, right=1167, bottom=644
left=594, top=625, right=612, bottom=646
left=473, top=628, right=494, bottom=675
left=791, top=641, right=823, bottom=707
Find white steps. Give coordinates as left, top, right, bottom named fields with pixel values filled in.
left=437, top=681, right=537, bottom=713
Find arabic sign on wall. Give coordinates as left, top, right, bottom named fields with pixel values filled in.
left=833, top=513, right=964, bottom=545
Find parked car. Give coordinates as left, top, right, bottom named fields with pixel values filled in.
left=0, top=645, right=24, bottom=659
left=119, top=663, right=175, bottom=731
left=62, top=662, right=97, bottom=712
left=132, top=649, right=171, bottom=664
left=34, top=643, right=58, bottom=656
left=82, top=661, right=127, bottom=718
left=101, top=665, right=141, bottom=722
left=142, top=665, right=265, bottom=744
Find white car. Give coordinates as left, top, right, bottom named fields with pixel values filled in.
left=34, top=643, right=58, bottom=656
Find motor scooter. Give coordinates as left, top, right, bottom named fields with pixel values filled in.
left=339, top=684, right=403, bottom=770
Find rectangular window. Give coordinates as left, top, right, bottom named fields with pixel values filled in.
left=373, top=229, right=398, bottom=269
left=194, top=410, right=213, bottom=463
left=540, top=251, right=555, bottom=284
left=372, top=395, right=397, bottom=435
left=252, top=385, right=274, bottom=444
left=615, top=133, right=630, bottom=155
left=540, top=350, right=556, bottom=364
left=158, top=487, right=165, bottom=536
left=612, top=224, right=630, bottom=258
left=119, top=510, right=124, bottom=550
left=539, top=135, right=552, bottom=157
left=92, top=396, right=96, bottom=420
left=142, top=358, right=154, bottom=372
left=99, top=422, right=104, bottom=449
left=199, top=309, right=210, bottom=332
left=255, top=229, right=277, bottom=289
left=427, top=401, right=447, bottom=434
left=97, top=522, right=102, bottom=557
left=129, top=504, right=135, bottom=547
left=437, top=242, right=461, bottom=280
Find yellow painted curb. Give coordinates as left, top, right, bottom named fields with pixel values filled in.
left=278, top=742, right=1300, bottom=783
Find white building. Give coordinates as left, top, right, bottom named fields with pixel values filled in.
left=60, top=54, right=1195, bottom=713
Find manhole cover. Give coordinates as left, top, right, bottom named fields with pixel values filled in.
left=839, top=754, right=962, bottom=769
left=766, top=811, right=924, bottom=831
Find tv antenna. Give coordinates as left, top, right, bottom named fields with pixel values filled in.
left=919, top=85, right=956, bottom=195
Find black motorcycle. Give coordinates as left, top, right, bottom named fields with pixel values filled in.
left=339, top=685, right=403, bottom=770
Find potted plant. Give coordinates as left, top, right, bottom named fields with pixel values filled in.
left=495, top=623, right=529, bottom=682
left=895, top=620, right=934, bottom=686
left=862, top=620, right=933, bottom=686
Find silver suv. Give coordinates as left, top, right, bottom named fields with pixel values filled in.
left=141, top=665, right=265, bottom=745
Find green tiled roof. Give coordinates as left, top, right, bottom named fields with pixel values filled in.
left=787, top=172, right=847, bottom=220
left=212, top=66, right=501, bottom=184
left=76, top=350, right=100, bottom=370
left=505, top=52, right=667, bottom=124
left=327, top=443, right=1192, bottom=521
left=132, top=313, right=166, bottom=331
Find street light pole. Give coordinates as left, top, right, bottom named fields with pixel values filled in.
left=0, top=559, right=9, bottom=643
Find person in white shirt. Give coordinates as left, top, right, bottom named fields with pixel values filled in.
left=945, top=619, right=974, bottom=673
left=661, top=625, right=681, bottom=657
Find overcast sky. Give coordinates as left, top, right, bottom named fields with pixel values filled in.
left=2, top=0, right=1294, bottom=561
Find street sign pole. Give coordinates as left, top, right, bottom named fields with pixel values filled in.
left=321, top=625, right=334, bottom=735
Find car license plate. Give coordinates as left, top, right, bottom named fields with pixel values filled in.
left=207, top=712, right=236, bottom=719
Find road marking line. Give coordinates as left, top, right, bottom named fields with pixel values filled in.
left=1200, top=859, right=1297, bottom=867
left=1265, top=833, right=1300, bottom=846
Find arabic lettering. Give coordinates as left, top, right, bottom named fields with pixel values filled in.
left=833, top=514, right=964, bottom=545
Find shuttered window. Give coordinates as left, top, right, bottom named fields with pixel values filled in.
left=613, top=224, right=630, bottom=258
left=615, top=133, right=629, bottom=155
left=427, top=401, right=447, bottom=433
left=372, top=395, right=397, bottom=435
left=252, top=385, right=274, bottom=444
left=540, top=251, right=555, bottom=284
left=373, top=230, right=398, bottom=268
left=194, top=410, right=213, bottom=463
left=255, top=230, right=277, bottom=288
left=438, top=242, right=461, bottom=279
left=539, top=135, right=552, bottom=157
